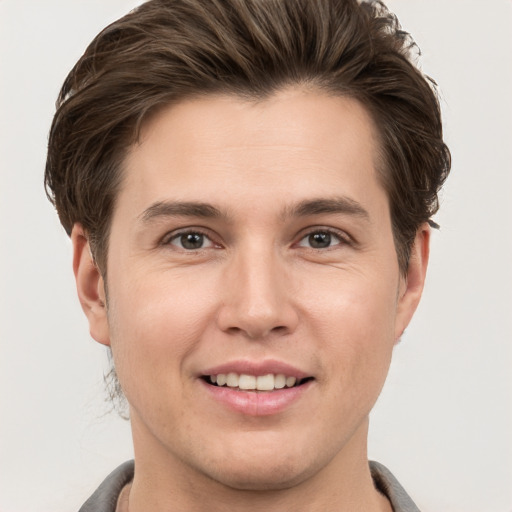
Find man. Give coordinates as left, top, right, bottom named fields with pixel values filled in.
left=45, top=0, right=450, bottom=510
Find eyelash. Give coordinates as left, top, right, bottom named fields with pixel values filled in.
left=161, top=229, right=218, bottom=251
left=160, top=227, right=351, bottom=251
left=299, top=229, right=350, bottom=248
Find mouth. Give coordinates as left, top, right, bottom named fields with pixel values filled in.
left=201, top=373, right=314, bottom=392
left=199, top=362, right=315, bottom=415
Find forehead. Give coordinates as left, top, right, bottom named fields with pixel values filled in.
left=118, top=88, right=386, bottom=221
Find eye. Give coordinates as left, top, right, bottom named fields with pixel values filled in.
left=297, top=230, right=346, bottom=249
left=166, top=231, right=216, bottom=250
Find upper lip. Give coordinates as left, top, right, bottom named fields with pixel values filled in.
left=200, top=359, right=311, bottom=379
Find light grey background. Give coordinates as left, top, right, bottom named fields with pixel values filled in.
left=1, top=1, right=511, bottom=511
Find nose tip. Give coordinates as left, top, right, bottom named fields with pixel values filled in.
left=219, top=307, right=293, bottom=340
left=216, top=253, right=299, bottom=340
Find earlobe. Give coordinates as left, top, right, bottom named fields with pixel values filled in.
left=394, top=224, right=430, bottom=342
left=71, top=224, right=110, bottom=346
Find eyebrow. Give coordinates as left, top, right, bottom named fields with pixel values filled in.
left=284, top=197, right=370, bottom=221
left=139, top=201, right=225, bottom=223
left=138, top=196, right=370, bottom=224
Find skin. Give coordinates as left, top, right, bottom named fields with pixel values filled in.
left=73, top=88, right=429, bottom=512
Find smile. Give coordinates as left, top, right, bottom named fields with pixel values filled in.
left=205, top=373, right=312, bottom=391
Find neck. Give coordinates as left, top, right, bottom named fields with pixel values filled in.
left=126, top=416, right=391, bottom=512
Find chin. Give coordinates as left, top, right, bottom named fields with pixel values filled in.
left=203, top=454, right=317, bottom=491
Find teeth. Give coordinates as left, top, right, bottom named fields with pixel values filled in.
left=274, top=374, right=286, bottom=389
left=209, top=372, right=302, bottom=391
left=226, top=372, right=238, bottom=387
left=256, top=374, right=274, bottom=391
left=286, top=376, right=297, bottom=387
left=239, top=374, right=256, bottom=390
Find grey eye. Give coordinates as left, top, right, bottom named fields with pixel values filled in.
left=168, top=231, right=215, bottom=250
left=308, top=232, right=332, bottom=248
left=180, top=233, right=205, bottom=249
left=298, top=230, right=343, bottom=249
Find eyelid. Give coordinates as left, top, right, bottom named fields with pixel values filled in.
left=294, top=226, right=352, bottom=248
left=158, top=225, right=352, bottom=250
left=161, top=227, right=220, bottom=249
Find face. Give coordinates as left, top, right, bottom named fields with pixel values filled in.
left=74, top=88, right=428, bottom=492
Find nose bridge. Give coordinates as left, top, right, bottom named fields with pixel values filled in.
left=218, top=238, right=297, bottom=339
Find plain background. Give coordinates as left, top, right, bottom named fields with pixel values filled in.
left=1, top=1, right=511, bottom=510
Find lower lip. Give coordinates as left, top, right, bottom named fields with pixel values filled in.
left=201, top=379, right=313, bottom=416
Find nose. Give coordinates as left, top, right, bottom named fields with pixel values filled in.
left=216, top=245, right=299, bottom=340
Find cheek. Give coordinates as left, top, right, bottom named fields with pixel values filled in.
left=305, top=269, right=398, bottom=394
left=105, top=271, right=218, bottom=392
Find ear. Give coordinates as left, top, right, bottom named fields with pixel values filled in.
left=71, top=224, right=110, bottom=346
left=394, top=223, right=430, bottom=342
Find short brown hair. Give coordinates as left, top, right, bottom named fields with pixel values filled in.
left=45, top=0, right=450, bottom=274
